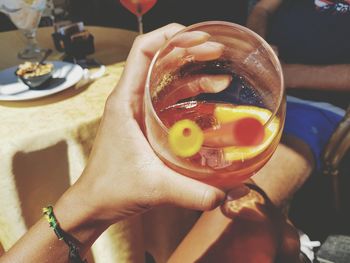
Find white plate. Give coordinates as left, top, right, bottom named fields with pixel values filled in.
left=0, top=61, right=84, bottom=101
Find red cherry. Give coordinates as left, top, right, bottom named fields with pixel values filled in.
left=233, top=117, right=265, bottom=146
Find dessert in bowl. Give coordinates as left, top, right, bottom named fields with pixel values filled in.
left=16, top=61, right=54, bottom=89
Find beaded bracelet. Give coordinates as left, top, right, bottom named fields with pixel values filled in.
left=43, top=206, right=87, bottom=263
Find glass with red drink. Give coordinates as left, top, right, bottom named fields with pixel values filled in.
left=144, top=21, right=285, bottom=190
left=120, top=0, right=157, bottom=34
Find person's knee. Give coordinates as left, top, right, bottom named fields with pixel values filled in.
left=282, top=135, right=315, bottom=171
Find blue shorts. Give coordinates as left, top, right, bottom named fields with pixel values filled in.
left=284, top=96, right=345, bottom=170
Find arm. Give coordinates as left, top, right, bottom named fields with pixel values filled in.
left=248, top=1, right=350, bottom=91
left=283, top=63, right=350, bottom=91
left=0, top=188, right=107, bottom=263
left=246, top=0, right=283, bottom=38
left=0, top=24, right=226, bottom=263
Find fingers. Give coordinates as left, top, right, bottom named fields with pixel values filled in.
left=156, top=74, right=231, bottom=109
left=116, top=23, right=185, bottom=96
left=187, top=41, right=225, bottom=61
left=134, top=23, right=186, bottom=59
left=115, top=23, right=228, bottom=115
left=110, top=23, right=186, bottom=120
left=169, top=31, right=211, bottom=48
left=160, top=41, right=225, bottom=70
left=154, top=168, right=226, bottom=211
left=160, top=31, right=211, bottom=58
left=154, top=31, right=228, bottom=111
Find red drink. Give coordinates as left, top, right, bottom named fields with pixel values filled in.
left=120, top=0, right=157, bottom=16
left=146, top=61, right=284, bottom=189
left=156, top=100, right=282, bottom=189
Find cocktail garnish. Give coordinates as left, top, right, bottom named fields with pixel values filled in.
left=203, top=117, right=265, bottom=147
left=168, top=119, right=204, bottom=157
left=233, top=117, right=264, bottom=146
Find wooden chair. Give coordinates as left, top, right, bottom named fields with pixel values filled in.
left=323, top=106, right=350, bottom=214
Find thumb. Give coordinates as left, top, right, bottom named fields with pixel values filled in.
left=159, top=169, right=226, bottom=211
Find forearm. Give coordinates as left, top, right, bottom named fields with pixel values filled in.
left=252, top=137, right=314, bottom=208
left=246, top=5, right=270, bottom=38
left=168, top=186, right=283, bottom=263
left=168, top=207, right=233, bottom=263
left=246, top=0, right=282, bottom=38
left=0, top=185, right=109, bottom=263
left=284, top=63, right=350, bottom=91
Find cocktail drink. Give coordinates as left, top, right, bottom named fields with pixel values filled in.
left=120, top=0, right=157, bottom=34
left=144, top=21, right=285, bottom=190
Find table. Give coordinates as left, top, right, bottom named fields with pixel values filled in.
left=0, top=26, right=200, bottom=263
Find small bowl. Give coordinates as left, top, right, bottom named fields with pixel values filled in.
left=16, top=62, right=54, bottom=90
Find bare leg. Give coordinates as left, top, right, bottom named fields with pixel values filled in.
left=168, top=137, right=314, bottom=263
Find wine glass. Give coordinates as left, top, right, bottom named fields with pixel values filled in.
left=144, top=21, right=285, bottom=190
left=0, top=0, right=47, bottom=60
left=120, top=0, right=157, bottom=34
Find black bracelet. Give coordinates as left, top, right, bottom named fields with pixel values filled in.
left=43, top=206, right=87, bottom=263
left=244, top=181, right=271, bottom=203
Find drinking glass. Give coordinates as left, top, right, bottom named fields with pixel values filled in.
left=0, top=0, right=47, bottom=60
left=144, top=21, right=285, bottom=190
left=120, top=0, right=157, bottom=34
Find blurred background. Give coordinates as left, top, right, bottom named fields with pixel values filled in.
left=0, top=0, right=248, bottom=32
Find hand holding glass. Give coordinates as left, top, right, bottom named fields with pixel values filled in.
left=144, top=21, right=285, bottom=190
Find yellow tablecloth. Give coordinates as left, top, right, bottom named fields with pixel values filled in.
left=0, top=27, right=199, bottom=263
left=0, top=61, right=124, bottom=247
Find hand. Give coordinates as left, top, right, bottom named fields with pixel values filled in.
left=55, top=24, right=226, bottom=227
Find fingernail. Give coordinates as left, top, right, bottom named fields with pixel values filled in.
left=188, top=41, right=225, bottom=61
left=200, top=74, right=232, bottom=93
left=172, top=31, right=211, bottom=48
left=226, top=185, right=250, bottom=201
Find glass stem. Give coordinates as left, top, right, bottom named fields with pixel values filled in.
left=137, top=15, right=143, bottom=35
left=22, top=28, right=39, bottom=50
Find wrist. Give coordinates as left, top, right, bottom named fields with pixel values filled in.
left=282, top=63, right=298, bottom=88
left=53, top=184, right=109, bottom=249
left=246, top=8, right=269, bottom=38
